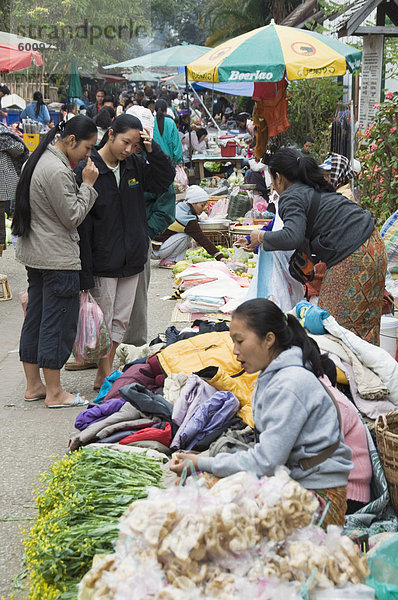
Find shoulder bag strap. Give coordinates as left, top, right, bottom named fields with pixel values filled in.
left=305, top=190, right=321, bottom=240
left=298, top=381, right=343, bottom=471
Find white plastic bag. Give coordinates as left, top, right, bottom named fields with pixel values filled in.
left=73, top=292, right=111, bottom=363
left=174, top=165, right=188, bottom=194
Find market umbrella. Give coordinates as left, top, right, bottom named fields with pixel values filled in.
left=105, top=44, right=216, bottom=155
left=68, top=56, right=83, bottom=99
left=187, top=22, right=361, bottom=83
left=0, top=42, right=43, bottom=73
left=104, top=43, right=210, bottom=70
left=124, top=69, right=163, bottom=82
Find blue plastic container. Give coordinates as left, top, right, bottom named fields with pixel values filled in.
left=49, top=109, right=60, bottom=126
left=5, top=110, right=21, bottom=125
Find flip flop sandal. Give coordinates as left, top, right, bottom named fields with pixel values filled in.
left=24, top=395, right=46, bottom=402
left=47, top=393, right=88, bottom=409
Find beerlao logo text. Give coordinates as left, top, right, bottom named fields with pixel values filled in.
left=228, top=70, right=274, bottom=81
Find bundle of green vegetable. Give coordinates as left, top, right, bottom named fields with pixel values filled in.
left=24, top=448, right=163, bottom=600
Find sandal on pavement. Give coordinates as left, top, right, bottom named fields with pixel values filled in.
left=47, top=393, right=88, bottom=409
left=159, top=259, right=176, bottom=269
left=24, top=395, right=46, bottom=402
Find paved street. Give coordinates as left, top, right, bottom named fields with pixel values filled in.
left=0, top=248, right=176, bottom=599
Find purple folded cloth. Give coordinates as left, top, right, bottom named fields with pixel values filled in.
left=75, top=397, right=125, bottom=431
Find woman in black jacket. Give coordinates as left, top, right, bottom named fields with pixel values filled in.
left=75, top=113, right=175, bottom=389
left=246, top=147, right=387, bottom=345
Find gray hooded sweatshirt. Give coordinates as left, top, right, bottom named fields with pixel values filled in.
left=198, top=346, right=353, bottom=489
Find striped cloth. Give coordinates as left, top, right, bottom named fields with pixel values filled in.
left=312, top=485, right=347, bottom=528
left=381, top=208, right=398, bottom=278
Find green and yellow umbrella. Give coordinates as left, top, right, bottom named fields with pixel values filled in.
left=187, top=23, right=361, bottom=84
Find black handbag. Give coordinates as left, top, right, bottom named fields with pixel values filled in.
left=288, top=191, right=321, bottom=285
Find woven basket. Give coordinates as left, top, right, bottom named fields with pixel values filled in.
left=375, top=410, right=398, bottom=512
left=205, top=230, right=232, bottom=247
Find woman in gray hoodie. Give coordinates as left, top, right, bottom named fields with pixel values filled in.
left=171, top=298, right=353, bottom=527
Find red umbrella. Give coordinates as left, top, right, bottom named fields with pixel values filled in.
left=0, top=43, right=43, bottom=73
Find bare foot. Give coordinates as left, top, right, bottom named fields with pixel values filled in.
left=24, top=385, right=47, bottom=400
left=93, top=378, right=105, bottom=391
left=45, top=390, right=86, bottom=407
left=93, top=367, right=108, bottom=391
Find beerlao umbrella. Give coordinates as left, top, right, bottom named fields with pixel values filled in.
left=68, top=56, right=83, bottom=99
left=187, top=22, right=361, bottom=83
left=0, top=42, right=43, bottom=73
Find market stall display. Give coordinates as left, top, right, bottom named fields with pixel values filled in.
left=79, top=469, right=370, bottom=600
left=192, top=153, right=243, bottom=181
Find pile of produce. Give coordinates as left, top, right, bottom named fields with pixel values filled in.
left=5, top=213, right=12, bottom=245
left=79, top=469, right=369, bottom=600
left=24, top=448, right=163, bottom=600
left=172, top=247, right=255, bottom=276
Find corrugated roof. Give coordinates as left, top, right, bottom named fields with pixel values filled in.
left=280, top=0, right=323, bottom=28
left=329, top=0, right=375, bottom=35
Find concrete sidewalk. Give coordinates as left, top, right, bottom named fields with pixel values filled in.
left=0, top=248, right=176, bottom=599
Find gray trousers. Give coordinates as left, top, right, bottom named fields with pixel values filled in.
left=123, top=241, right=151, bottom=346
left=152, top=233, right=191, bottom=263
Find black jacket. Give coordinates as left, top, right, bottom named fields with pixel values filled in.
left=86, top=103, right=100, bottom=119
left=262, top=182, right=375, bottom=268
left=75, top=142, right=175, bottom=289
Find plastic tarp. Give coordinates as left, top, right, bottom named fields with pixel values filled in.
left=194, top=81, right=255, bottom=97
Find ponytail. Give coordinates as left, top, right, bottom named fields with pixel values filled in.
left=33, top=90, right=45, bottom=118
left=12, top=115, right=97, bottom=237
left=233, top=298, right=323, bottom=376
left=154, top=98, right=167, bottom=136
left=269, top=147, right=335, bottom=193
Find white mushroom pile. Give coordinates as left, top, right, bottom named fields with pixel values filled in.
left=79, top=470, right=369, bottom=600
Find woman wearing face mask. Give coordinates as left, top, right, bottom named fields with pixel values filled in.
left=171, top=298, right=353, bottom=527
left=75, top=113, right=175, bottom=390
left=12, top=116, right=99, bottom=408
left=244, top=147, right=387, bottom=345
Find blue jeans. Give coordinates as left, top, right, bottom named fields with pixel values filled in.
left=19, top=268, right=80, bottom=369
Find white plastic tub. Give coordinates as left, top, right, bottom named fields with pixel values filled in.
left=380, top=315, right=398, bottom=358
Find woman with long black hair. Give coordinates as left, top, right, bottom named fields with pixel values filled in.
left=75, top=113, right=175, bottom=391
left=153, top=98, right=183, bottom=165
left=21, top=91, right=50, bottom=130
left=245, top=147, right=386, bottom=345
left=171, top=298, right=353, bottom=527
left=13, top=115, right=99, bottom=407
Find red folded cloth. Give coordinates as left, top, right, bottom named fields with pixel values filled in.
left=119, top=421, right=172, bottom=446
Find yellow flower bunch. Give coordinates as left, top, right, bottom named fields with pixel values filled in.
left=24, top=448, right=163, bottom=600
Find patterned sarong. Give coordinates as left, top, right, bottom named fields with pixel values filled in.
left=312, top=485, right=347, bottom=528
left=319, top=229, right=387, bottom=345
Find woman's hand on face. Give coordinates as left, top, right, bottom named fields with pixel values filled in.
left=169, top=452, right=200, bottom=476
left=82, top=156, right=99, bottom=186
left=141, top=129, right=152, bottom=153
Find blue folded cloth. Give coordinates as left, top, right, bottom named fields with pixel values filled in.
left=295, top=300, right=330, bottom=335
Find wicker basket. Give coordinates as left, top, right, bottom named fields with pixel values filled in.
left=375, top=411, right=398, bottom=512
left=205, top=230, right=232, bottom=248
